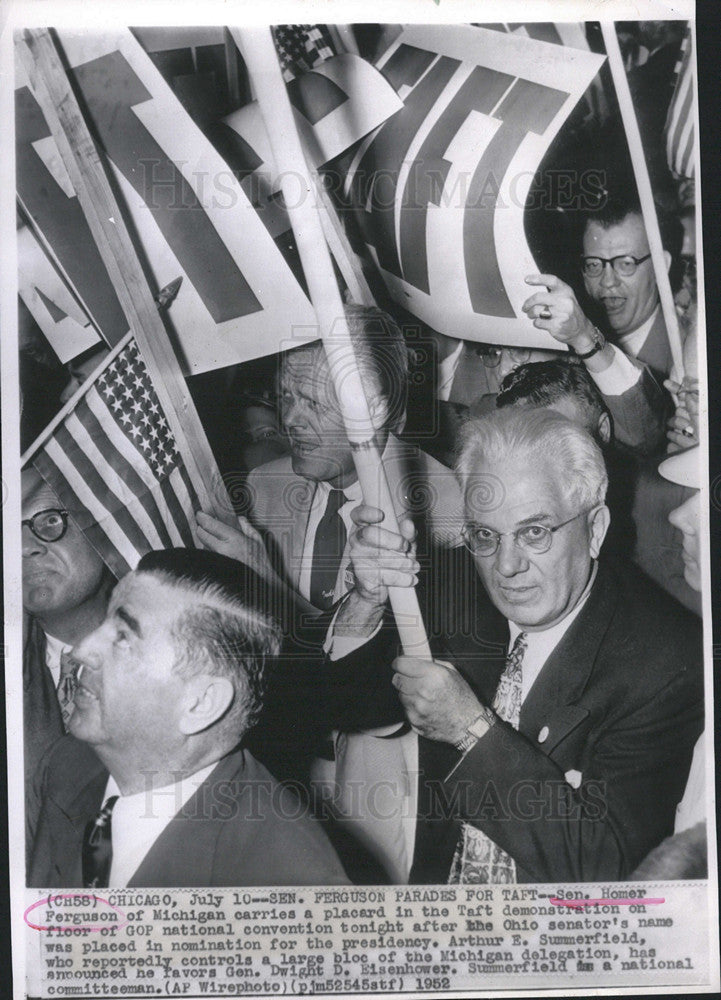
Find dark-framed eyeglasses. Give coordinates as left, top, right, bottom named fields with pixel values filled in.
left=581, top=254, right=651, bottom=278
left=22, top=508, right=70, bottom=543
left=461, top=508, right=594, bottom=557
left=477, top=345, right=533, bottom=369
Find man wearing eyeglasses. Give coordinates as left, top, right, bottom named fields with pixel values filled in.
left=329, top=407, right=702, bottom=883
left=22, top=467, right=114, bottom=841
left=522, top=195, right=678, bottom=455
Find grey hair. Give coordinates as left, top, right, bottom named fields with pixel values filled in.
left=140, top=570, right=281, bottom=736
left=456, top=407, right=608, bottom=512
left=287, top=304, right=409, bottom=433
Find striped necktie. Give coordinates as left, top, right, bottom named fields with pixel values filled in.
left=57, top=649, right=77, bottom=728
left=448, top=632, right=527, bottom=883
left=82, top=796, right=119, bottom=889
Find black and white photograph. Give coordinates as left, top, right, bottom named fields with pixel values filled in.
left=2, top=0, right=717, bottom=996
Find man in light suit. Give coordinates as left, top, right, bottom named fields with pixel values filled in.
left=234, top=305, right=464, bottom=613
left=28, top=549, right=348, bottom=887
left=329, top=408, right=702, bottom=883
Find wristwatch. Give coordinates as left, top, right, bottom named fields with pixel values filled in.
left=454, top=708, right=496, bottom=754
left=573, top=326, right=606, bottom=361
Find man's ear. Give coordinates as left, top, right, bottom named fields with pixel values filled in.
left=588, top=505, right=610, bottom=559
left=367, top=392, right=389, bottom=431
left=178, top=675, right=235, bottom=735
left=597, top=411, right=612, bottom=445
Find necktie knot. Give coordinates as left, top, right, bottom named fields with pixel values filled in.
left=326, top=488, right=346, bottom=515
left=507, top=632, right=527, bottom=674
left=59, top=649, right=77, bottom=680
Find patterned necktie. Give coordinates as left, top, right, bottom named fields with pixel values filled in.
left=448, top=632, right=527, bottom=884
left=82, top=796, right=119, bottom=889
left=310, top=488, right=347, bottom=609
left=57, top=649, right=77, bottom=728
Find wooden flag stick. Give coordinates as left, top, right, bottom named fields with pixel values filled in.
left=18, top=28, right=234, bottom=524
left=233, top=26, right=432, bottom=658
left=600, top=21, right=684, bottom=377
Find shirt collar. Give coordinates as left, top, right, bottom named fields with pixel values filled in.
left=105, top=761, right=216, bottom=814
left=508, top=560, right=598, bottom=646
left=617, top=305, right=659, bottom=356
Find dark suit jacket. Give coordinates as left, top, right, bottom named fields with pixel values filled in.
left=337, top=549, right=703, bottom=884
left=24, top=617, right=65, bottom=848
left=29, top=737, right=349, bottom=887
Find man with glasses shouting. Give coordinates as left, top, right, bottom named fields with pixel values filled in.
left=330, top=407, right=702, bottom=883
left=22, top=467, right=114, bottom=842
left=522, top=194, right=679, bottom=455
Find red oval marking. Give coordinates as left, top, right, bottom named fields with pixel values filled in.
left=24, top=893, right=128, bottom=932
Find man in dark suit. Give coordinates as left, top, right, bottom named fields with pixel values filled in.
left=22, top=467, right=115, bottom=841
left=28, top=549, right=348, bottom=887
left=522, top=194, right=678, bottom=455
left=329, top=407, right=702, bottom=883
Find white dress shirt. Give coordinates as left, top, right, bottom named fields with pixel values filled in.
left=105, top=763, right=216, bottom=887
left=507, top=562, right=598, bottom=703
left=437, top=340, right=464, bottom=402
left=43, top=632, right=70, bottom=689
left=591, top=307, right=659, bottom=397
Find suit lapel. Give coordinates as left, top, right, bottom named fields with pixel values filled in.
left=50, top=761, right=108, bottom=886
left=286, top=475, right=315, bottom=592
left=520, top=564, right=618, bottom=753
left=24, top=620, right=65, bottom=750
left=637, top=311, right=673, bottom=378
left=128, top=750, right=247, bottom=887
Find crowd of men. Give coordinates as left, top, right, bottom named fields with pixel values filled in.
left=22, top=184, right=705, bottom=888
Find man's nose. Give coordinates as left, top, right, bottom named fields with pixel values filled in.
left=71, top=631, right=104, bottom=675
left=282, top=397, right=307, bottom=429
left=599, top=260, right=620, bottom=288
left=22, top=523, right=47, bottom=557
left=494, top=534, right=527, bottom=577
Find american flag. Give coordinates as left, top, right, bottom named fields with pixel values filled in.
left=665, top=24, right=695, bottom=179
left=272, top=25, right=335, bottom=82
left=30, top=335, right=200, bottom=580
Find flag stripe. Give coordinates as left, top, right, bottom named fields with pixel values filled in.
left=64, top=407, right=170, bottom=552
left=81, top=393, right=176, bottom=549
left=89, top=380, right=197, bottom=550
left=53, top=421, right=155, bottom=561
left=665, top=27, right=694, bottom=178
left=30, top=337, right=203, bottom=579
left=33, top=450, right=130, bottom=579
left=160, top=466, right=198, bottom=548
left=40, top=438, right=140, bottom=574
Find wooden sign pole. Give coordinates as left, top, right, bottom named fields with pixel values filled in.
left=234, top=26, right=432, bottom=658
left=601, top=21, right=684, bottom=377
left=18, top=28, right=234, bottom=524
